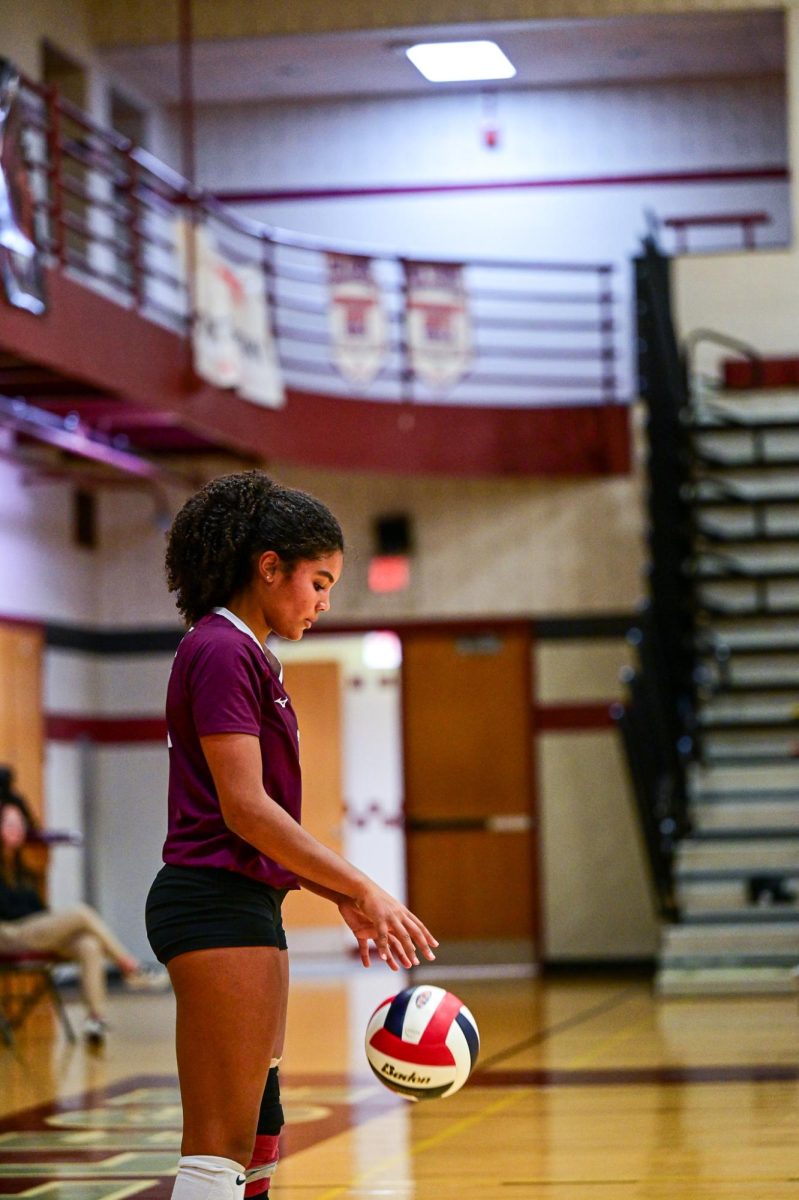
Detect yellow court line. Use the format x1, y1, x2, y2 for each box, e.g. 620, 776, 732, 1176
504, 1175, 799, 1186
566, 1013, 653, 1070
314, 1089, 529, 1200
314, 990, 654, 1197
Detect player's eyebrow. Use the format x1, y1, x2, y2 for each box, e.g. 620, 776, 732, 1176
316, 570, 335, 582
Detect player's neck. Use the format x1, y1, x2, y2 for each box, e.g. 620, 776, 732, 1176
222, 597, 270, 647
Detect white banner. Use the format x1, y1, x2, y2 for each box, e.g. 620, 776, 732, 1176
0, 60, 45, 314
404, 261, 471, 390
327, 252, 387, 387
177, 221, 284, 408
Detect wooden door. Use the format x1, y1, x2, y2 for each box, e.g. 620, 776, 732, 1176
0, 622, 44, 819
281, 660, 344, 931
401, 627, 537, 955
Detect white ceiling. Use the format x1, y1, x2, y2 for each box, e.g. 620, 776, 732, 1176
100, 9, 784, 107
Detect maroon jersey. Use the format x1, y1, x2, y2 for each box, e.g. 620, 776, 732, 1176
163, 610, 301, 888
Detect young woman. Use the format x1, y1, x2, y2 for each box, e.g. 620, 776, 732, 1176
145, 471, 437, 1200
0, 779, 167, 1045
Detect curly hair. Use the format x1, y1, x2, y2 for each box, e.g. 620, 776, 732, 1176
165, 471, 344, 625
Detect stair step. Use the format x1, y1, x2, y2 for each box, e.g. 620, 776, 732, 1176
689, 413, 799, 432
703, 680, 799, 696
695, 568, 799, 584
696, 527, 799, 545
663, 921, 799, 953
693, 550, 799, 577
699, 733, 799, 763
681, 909, 799, 923
656, 965, 798, 995
677, 875, 799, 913
694, 455, 799, 473
697, 625, 799, 652
661, 952, 799, 969
693, 510, 799, 539
703, 752, 799, 767
696, 655, 799, 677
697, 379, 799, 398
696, 584, 799, 613
690, 427, 799, 448
690, 417, 799, 434
693, 493, 799, 509
698, 713, 799, 732
686, 796, 799, 825
689, 761, 799, 793
691, 830, 799, 842
699, 694, 799, 717
692, 788, 799, 803
692, 797, 799, 832
693, 388, 799, 417
698, 642, 799, 657
676, 838, 799, 874
697, 604, 799, 619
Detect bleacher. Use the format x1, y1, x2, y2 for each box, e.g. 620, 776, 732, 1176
620, 237, 799, 994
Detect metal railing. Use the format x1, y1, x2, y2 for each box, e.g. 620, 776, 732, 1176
16, 72, 626, 409
661, 211, 772, 253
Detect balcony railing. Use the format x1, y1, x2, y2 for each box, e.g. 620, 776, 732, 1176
17, 72, 625, 409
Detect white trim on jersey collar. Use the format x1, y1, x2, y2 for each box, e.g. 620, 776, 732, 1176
212, 607, 284, 683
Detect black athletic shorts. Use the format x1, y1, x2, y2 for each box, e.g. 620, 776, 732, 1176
145, 863, 289, 964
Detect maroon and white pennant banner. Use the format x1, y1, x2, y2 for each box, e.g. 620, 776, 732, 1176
327, 252, 388, 387
404, 261, 471, 390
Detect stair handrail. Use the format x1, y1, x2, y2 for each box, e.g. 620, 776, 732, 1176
684, 327, 765, 397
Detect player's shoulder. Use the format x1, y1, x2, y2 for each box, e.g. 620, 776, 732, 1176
178, 613, 262, 667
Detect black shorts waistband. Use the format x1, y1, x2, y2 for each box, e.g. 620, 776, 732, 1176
145, 863, 289, 964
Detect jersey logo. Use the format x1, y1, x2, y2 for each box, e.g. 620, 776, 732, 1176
275, 696, 289, 708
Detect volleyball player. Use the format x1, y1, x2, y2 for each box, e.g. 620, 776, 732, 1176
145, 471, 437, 1200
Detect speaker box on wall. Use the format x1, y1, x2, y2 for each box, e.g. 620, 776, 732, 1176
374, 514, 413, 557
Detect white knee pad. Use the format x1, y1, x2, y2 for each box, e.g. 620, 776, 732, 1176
171, 1155, 246, 1198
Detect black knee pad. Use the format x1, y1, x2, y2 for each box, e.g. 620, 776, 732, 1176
257, 1066, 284, 1135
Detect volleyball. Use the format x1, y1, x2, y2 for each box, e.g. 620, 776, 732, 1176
364, 984, 480, 1101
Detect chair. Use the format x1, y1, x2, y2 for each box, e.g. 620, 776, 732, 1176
0, 950, 76, 1046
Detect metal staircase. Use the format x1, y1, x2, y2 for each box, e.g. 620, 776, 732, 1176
620, 240, 799, 994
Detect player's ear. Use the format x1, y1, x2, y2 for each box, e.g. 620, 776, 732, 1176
257, 550, 280, 584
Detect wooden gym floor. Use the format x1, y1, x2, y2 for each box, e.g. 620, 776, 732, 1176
1, 964, 799, 1198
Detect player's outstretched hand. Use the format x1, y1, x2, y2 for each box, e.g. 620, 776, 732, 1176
338, 887, 438, 970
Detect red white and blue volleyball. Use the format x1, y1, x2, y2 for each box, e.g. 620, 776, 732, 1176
365, 985, 480, 1100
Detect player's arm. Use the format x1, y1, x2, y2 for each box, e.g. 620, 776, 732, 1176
201, 731, 437, 968
295, 875, 415, 967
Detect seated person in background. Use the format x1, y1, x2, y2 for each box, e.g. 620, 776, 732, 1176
0, 774, 168, 1045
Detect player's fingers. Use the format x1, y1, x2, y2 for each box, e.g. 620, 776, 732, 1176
387, 932, 415, 968
376, 920, 392, 964
402, 912, 438, 959
392, 913, 433, 961
387, 917, 421, 965
357, 935, 371, 968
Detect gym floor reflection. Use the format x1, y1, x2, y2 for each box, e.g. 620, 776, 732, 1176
2, 964, 799, 1198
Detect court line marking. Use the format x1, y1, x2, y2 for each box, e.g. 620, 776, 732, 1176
566, 1013, 653, 1069
314, 1090, 529, 1200
312, 990, 702, 1198
502, 1175, 799, 1185
313, 988, 647, 1197
476, 985, 641, 1072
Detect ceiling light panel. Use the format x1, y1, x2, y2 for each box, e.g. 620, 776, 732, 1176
405, 40, 517, 83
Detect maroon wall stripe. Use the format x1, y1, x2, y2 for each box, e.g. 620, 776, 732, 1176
535, 701, 616, 731
46, 704, 617, 742
215, 165, 788, 206
46, 715, 167, 743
